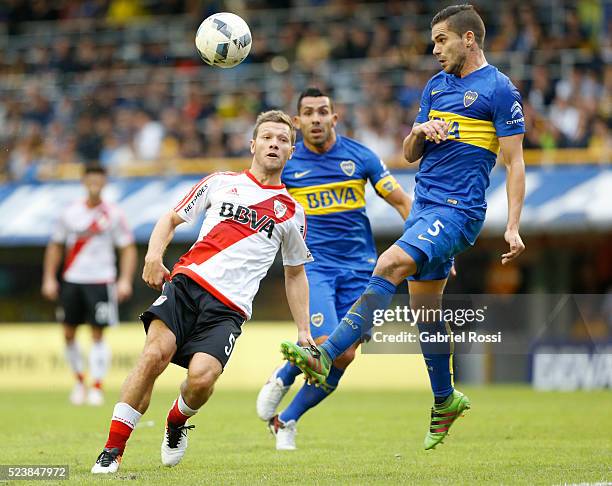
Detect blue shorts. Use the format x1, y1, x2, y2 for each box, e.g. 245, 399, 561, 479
306, 264, 371, 339
395, 200, 484, 281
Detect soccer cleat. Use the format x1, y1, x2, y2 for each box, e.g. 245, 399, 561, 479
280, 342, 331, 386
268, 415, 297, 450
256, 367, 290, 421
91, 448, 122, 474
161, 422, 194, 467
424, 389, 471, 450
69, 382, 87, 406
87, 387, 104, 406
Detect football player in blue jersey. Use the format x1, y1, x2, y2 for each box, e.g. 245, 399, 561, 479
256, 87, 413, 449
281, 4, 526, 450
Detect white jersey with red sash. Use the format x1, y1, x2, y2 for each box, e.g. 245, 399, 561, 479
172, 170, 313, 319
51, 200, 134, 284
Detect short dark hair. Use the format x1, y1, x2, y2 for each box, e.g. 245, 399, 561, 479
297, 87, 334, 113
84, 165, 107, 176
431, 4, 486, 47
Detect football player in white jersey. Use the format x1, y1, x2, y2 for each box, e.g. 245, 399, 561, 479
91, 110, 316, 475
42, 165, 137, 407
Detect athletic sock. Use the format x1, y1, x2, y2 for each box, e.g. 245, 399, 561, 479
321, 276, 396, 361
279, 365, 345, 423
418, 321, 454, 401
65, 341, 84, 378
276, 361, 302, 386
167, 394, 198, 427
90, 340, 111, 385
105, 402, 142, 454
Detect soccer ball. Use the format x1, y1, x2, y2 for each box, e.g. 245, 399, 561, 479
195, 12, 252, 68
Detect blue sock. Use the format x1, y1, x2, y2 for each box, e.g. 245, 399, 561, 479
321, 275, 396, 361
279, 365, 345, 422
276, 361, 302, 386
418, 321, 454, 400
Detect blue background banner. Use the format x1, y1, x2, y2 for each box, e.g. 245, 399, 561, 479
0, 166, 610, 245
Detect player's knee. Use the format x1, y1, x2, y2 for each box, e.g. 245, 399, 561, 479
375, 247, 416, 282
91, 326, 104, 342
333, 347, 356, 369
63, 326, 76, 342
188, 367, 221, 395
140, 344, 172, 376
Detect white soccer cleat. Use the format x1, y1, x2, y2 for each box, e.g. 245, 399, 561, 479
91, 448, 122, 474
69, 382, 86, 406
268, 415, 297, 451
161, 422, 194, 467
256, 368, 290, 421
87, 387, 104, 406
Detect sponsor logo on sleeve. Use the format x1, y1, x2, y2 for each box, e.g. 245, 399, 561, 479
506, 101, 525, 125
184, 184, 208, 214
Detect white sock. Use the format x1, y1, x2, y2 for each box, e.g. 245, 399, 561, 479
177, 394, 198, 417
112, 402, 142, 429
90, 340, 111, 383
64, 341, 84, 375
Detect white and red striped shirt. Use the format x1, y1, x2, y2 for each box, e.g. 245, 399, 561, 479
51, 200, 134, 284
172, 170, 313, 319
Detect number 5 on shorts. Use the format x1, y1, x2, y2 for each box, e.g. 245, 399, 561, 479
427, 219, 445, 237
225, 333, 236, 356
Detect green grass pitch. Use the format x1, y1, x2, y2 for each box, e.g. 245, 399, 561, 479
2, 386, 611, 485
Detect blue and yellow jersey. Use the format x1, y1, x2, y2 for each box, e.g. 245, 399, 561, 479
415, 64, 525, 219
282, 135, 400, 270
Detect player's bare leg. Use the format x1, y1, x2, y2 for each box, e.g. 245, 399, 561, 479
92, 319, 176, 474
161, 352, 222, 467
63, 323, 86, 405
87, 325, 108, 406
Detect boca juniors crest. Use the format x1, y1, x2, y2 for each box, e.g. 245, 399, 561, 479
340, 160, 355, 176
463, 90, 478, 107
310, 313, 324, 327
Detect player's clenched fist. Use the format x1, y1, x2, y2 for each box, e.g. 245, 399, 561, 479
413, 120, 449, 143
142, 256, 170, 291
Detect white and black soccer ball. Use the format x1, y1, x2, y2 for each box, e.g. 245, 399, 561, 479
195, 12, 252, 68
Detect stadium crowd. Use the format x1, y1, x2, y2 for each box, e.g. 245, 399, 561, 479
0, 0, 610, 181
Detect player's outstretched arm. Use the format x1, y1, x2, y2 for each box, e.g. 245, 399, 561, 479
41, 242, 63, 301
284, 264, 316, 348
498, 134, 526, 265
142, 210, 184, 290
403, 121, 449, 163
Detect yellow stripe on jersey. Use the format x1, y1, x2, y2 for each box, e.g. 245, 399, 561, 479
374, 175, 400, 198
289, 179, 366, 215
428, 109, 499, 154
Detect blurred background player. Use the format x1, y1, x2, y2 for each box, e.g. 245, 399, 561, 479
256, 88, 412, 450
281, 4, 526, 450
41, 165, 136, 406
91, 111, 316, 474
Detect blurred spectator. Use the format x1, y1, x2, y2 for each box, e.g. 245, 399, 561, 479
295, 24, 331, 70
132, 109, 163, 160
76, 114, 103, 162
0, 0, 608, 181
